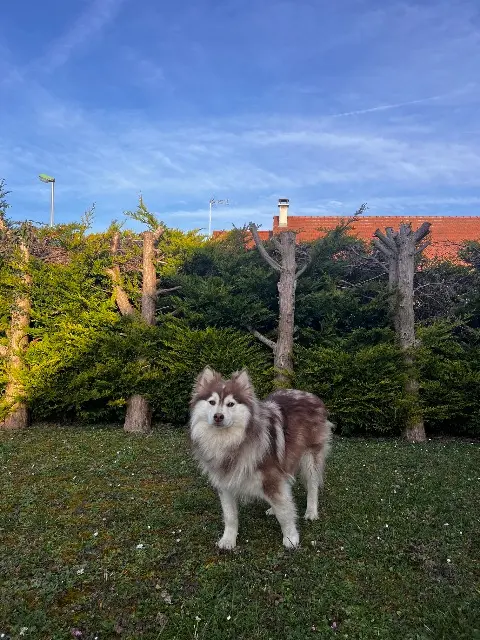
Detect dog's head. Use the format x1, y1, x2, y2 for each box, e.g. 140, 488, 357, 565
190, 366, 255, 429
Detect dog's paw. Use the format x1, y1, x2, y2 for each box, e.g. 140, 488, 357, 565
217, 536, 237, 550
282, 532, 299, 549
304, 510, 319, 521
265, 507, 275, 516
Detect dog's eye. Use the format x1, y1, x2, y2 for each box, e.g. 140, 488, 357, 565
208, 400, 216, 405
226, 401, 235, 407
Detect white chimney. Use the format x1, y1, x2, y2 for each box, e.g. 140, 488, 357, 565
278, 198, 289, 227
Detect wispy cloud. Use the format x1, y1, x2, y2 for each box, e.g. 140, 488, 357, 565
4, 85, 480, 230
38, 0, 126, 72
1, 0, 480, 230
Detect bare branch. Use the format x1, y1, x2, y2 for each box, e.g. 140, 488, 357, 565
399, 222, 410, 239
153, 226, 164, 243
415, 240, 431, 256
413, 222, 431, 244
247, 326, 277, 352
338, 272, 385, 289
249, 223, 281, 272
372, 237, 395, 259
374, 229, 397, 254
347, 244, 390, 275
272, 236, 282, 252
296, 259, 311, 278
156, 286, 181, 296
105, 266, 135, 316
110, 232, 121, 255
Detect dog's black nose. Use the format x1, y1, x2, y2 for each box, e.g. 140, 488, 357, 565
214, 413, 224, 423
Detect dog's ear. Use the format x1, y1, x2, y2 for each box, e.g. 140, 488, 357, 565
193, 366, 219, 395
231, 369, 254, 398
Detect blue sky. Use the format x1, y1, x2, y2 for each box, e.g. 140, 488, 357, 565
1, 0, 480, 233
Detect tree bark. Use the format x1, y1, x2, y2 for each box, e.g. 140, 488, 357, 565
124, 394, 152, 434
249, 225, 309, 388
105, 266, 135, 317
140, 231, 157, 327
107, 227, 163, 434
374, 222, 431, 442
0, 240, 31, 430
274, 231, 297, 386
124, 230, 161, 433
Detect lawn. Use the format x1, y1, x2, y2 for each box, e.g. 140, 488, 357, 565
0, 426, 479, 640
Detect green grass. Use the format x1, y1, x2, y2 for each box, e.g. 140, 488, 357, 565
1, 427, 479, 640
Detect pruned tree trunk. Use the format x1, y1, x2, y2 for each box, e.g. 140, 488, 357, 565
249, 225, 309, 387
107, 227, 163, 434
275, 231, 297, 385
124, 230, 158, 433
374, 222, 431, 443
0, 240, 31, 430
139, 230, 157, 327
124, 394, 152, 434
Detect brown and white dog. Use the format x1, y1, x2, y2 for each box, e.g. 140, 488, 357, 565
189, 367, 332, 550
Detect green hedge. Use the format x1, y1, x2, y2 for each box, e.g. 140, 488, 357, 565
417, 323, 480, 436
294, 342, 409, 436
24, 318, 273, 425
14, 317, 480, 437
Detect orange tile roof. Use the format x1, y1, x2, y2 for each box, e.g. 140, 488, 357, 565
213, 216, 480, 259
270, 215, 480, 260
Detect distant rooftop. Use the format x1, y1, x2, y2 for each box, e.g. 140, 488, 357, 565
213, 200, 480, 260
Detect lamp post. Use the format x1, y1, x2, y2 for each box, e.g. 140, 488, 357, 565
208, 198, 229, 238
39, 174, 55, 227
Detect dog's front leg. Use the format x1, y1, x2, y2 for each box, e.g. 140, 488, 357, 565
268, 484, 299, 549
217, 490, 238, 550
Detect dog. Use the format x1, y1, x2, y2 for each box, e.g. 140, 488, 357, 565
189, 366, 332, 550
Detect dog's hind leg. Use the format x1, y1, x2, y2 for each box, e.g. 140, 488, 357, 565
217, 490, 238, 550
300, 446, 327, 521
266, 482, 299, 549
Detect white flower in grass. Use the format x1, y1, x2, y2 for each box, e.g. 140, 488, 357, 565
195, 616, 201, 622
136, 543, 144, 549
20, 629, 29, 636
77, 567, 85, 575
226, 615, 231, 621
93, 531, 98, 537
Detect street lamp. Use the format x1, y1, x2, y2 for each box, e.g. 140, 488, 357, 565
39, 174, 55, 227
208, 198, 229, 238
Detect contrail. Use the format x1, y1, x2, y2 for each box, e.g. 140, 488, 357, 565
329, 94, 445, 118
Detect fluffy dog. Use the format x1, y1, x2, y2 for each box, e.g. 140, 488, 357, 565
189, 367, 332, 549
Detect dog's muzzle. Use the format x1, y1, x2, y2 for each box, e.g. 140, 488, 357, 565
214, 413, 224, 425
